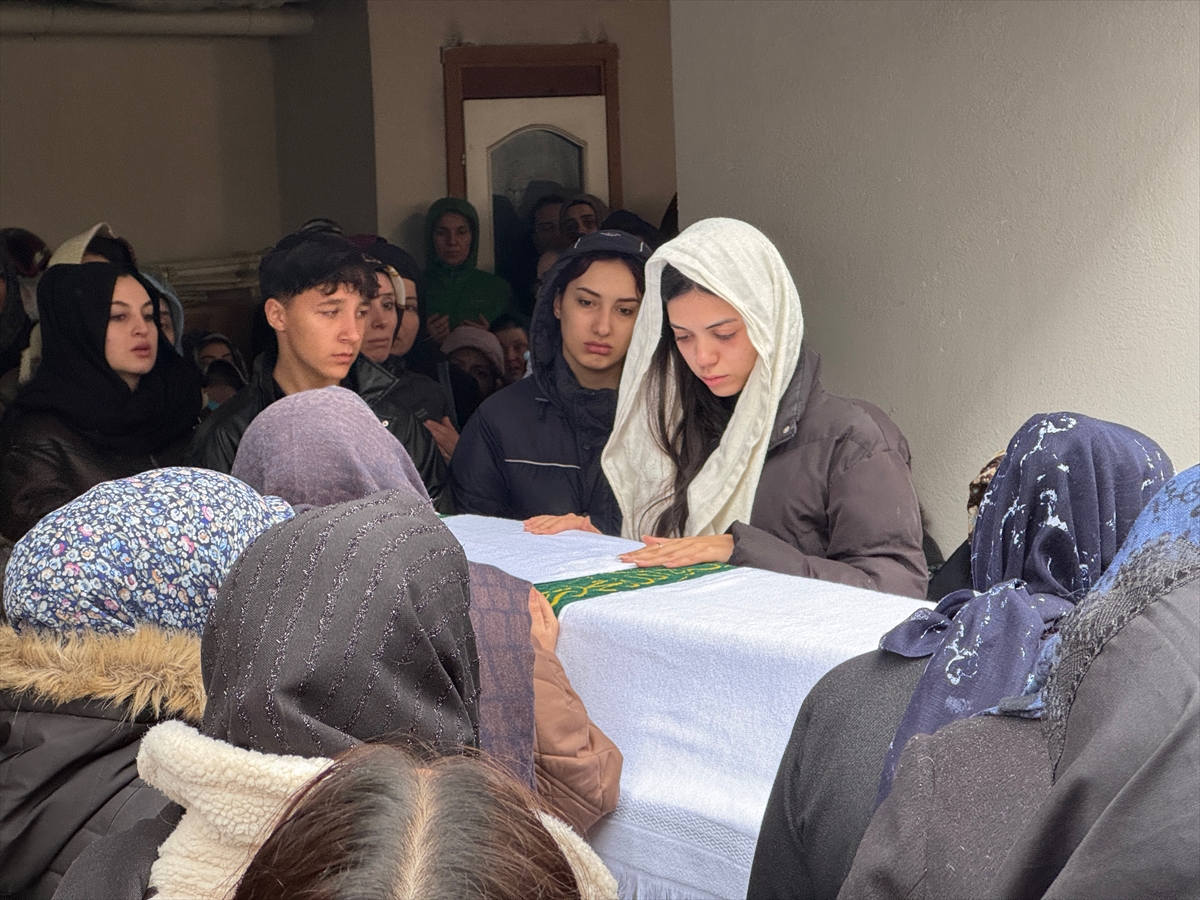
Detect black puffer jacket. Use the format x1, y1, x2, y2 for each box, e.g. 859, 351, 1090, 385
187, 352, 450, 510
0, 623, 203, 900
449, 231, 652, 535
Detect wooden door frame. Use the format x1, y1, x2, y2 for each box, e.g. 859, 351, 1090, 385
442, 43, 622, 208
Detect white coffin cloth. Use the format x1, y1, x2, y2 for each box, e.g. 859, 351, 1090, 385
444, 514, 641, 583
444, 516, 931, 899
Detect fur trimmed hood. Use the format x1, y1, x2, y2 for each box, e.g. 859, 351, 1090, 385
0, 623, 204, 723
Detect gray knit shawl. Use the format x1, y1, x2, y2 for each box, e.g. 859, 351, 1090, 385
200, 490, 479, 757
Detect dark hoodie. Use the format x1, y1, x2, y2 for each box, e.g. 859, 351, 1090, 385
449, 231, 652, 535
421, 197, 517, 329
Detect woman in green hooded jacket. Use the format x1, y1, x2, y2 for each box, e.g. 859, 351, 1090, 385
422, 198, 518, 343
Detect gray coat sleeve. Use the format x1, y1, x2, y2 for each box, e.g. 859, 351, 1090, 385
840, 717, 1050, 900
729, 445, 928, 599
836, 734, 934, 900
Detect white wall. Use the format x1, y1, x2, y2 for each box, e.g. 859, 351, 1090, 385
273, 0, 378, 236
0, 34, 281, 263
671, 0, 1200, 552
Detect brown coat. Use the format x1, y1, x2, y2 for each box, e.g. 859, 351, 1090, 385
729, 346, 928, 599
528, 589, 623, 833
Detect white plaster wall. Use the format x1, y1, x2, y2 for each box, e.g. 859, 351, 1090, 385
670, 0, 1200, 553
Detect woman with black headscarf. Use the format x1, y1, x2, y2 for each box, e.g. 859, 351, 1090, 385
349, 235, 456, 426
0, 262, 202, 542
351, 233, 485, 454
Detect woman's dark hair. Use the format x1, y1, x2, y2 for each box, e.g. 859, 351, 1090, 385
644, 263, 737, 537
549, 250, 646, 302
600, 211, 667, 250
0, 227, 50, 278
84, 234, 138, 270
233, 743, 581, 900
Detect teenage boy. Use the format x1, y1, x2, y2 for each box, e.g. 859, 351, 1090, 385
188, 230, 449, 507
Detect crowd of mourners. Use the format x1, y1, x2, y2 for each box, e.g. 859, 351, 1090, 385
0, 191, 1195, 900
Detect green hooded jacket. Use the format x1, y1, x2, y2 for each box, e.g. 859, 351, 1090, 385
421, 197, 516, 329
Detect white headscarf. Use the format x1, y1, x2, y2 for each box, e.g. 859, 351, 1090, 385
601, 218, 804, 539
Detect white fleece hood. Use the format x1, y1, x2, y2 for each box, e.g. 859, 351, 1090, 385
137, 721, 617, 900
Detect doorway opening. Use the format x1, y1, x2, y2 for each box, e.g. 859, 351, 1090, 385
443, 43, 621, 312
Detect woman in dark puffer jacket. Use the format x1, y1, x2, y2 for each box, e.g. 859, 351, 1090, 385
450, 230, 652, 535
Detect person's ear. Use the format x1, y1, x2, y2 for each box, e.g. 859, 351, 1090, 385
553, 292, 563, 320
264, 297, 287, 332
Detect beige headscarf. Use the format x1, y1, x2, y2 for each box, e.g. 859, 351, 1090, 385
601, 218, 804, 539
48, 222, 118, 267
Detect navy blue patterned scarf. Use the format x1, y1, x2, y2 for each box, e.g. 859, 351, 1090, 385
876, 412, 1172, 803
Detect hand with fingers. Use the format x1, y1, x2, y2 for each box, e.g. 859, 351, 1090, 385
523, 513, 602, 535
618, 534, 735, 568
424, 416, 459, 462
426, 313, 451, 345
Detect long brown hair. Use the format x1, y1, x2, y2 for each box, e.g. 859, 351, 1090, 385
233, 743, 580, 900
643, 264, 738, 537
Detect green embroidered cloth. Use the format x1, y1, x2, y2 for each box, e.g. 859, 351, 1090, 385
537, 563, 734, 616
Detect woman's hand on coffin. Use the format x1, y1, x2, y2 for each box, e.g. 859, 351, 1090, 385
523, 513, 602, 535
619, 534, 734, 568
528, 588, 560, 651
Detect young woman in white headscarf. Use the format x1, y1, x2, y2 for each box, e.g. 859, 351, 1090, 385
532, 218, 927, 599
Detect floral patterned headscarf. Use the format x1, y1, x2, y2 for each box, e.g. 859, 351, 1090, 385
3, 467, 293, 635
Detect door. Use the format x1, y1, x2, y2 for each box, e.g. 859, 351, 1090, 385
463, 95, 609, 275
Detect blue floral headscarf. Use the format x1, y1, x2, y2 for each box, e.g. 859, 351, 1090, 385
876, 413, 1172, 803
3, 467, 293, 635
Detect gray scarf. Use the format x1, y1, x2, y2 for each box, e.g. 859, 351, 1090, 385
201, 490, 479, 757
